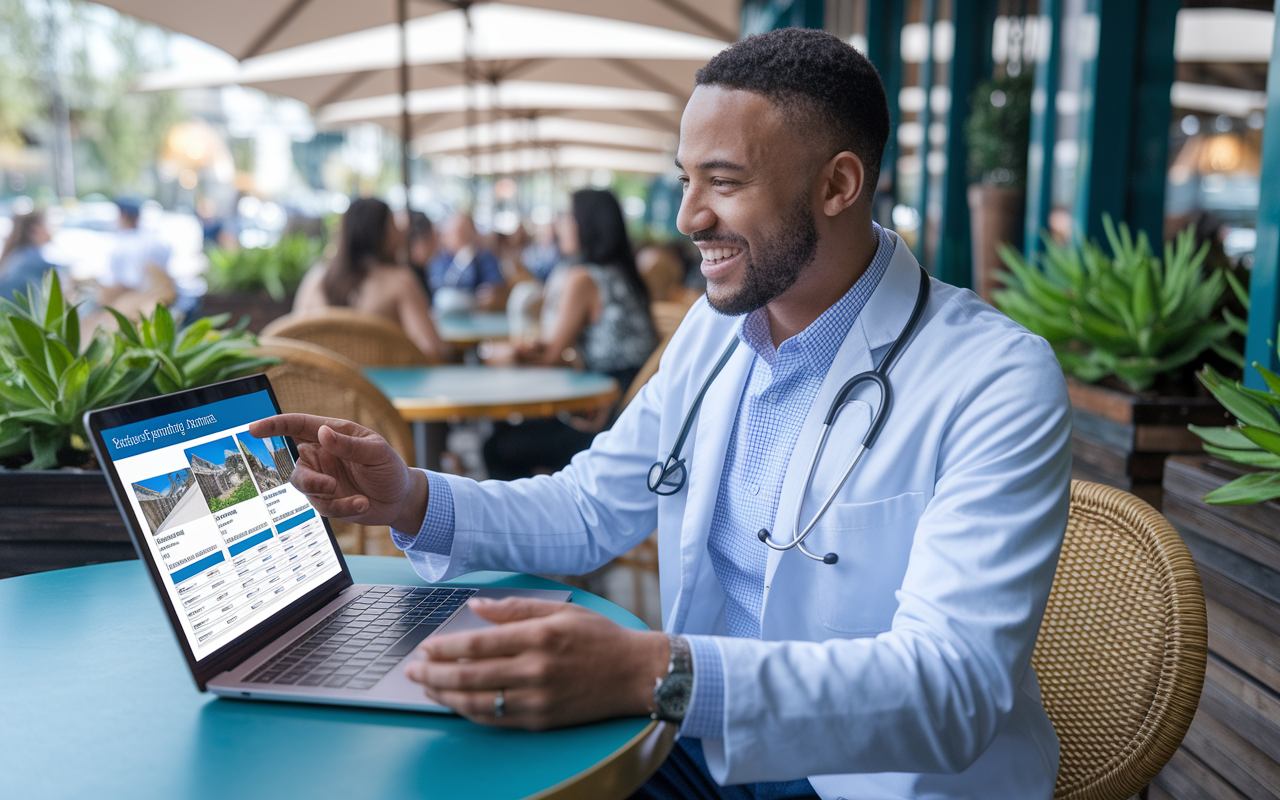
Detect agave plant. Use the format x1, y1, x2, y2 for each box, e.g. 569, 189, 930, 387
994, 216, 1230, 392
1190, 360, 1280, 504
108, 305, 276, 396
0, 273, 156, 469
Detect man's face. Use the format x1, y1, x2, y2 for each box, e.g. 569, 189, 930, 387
676, 86, 820, 316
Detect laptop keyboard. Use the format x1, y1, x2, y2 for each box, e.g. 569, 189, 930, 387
246, 586, 477, 690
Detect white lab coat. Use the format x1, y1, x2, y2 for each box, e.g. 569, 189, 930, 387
406, 232, 1071, 800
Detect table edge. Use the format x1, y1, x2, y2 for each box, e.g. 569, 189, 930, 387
526, 719, 677, 800
391, 389, 620, 421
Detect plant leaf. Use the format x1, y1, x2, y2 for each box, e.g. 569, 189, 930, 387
1205, 471, 1280, 505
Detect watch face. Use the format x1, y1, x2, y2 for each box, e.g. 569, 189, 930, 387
657, 673, 693, 718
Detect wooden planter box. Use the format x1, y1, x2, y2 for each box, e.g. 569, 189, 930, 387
1153, 456, 1280, 799
198, 291, 293, 334
0, 470, 135, 579
1068, 380, 1228, 510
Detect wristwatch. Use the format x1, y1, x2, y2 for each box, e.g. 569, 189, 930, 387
651, 633, 693, 722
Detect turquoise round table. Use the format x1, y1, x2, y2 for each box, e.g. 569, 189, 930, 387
0, 557, 674, 800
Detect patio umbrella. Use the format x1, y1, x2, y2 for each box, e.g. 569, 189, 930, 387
140, 5, 723, 133
412, 117, 677, 157
98, 0, 738, 60
432, 145, 675, 177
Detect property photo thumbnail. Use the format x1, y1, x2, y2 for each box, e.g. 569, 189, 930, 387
234, 432, 289, 492
130, 469, 199, 535
184, 437, 260, 514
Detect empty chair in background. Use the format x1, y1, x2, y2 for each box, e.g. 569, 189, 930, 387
294, 197, 449, 362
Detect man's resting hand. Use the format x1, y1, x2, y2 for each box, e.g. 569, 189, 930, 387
249, 414, 428, 532
407, 597, 670, 730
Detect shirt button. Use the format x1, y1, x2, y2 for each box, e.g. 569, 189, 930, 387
768, 392, 779, 403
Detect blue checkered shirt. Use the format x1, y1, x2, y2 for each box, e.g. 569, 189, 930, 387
392, 224, 894, 751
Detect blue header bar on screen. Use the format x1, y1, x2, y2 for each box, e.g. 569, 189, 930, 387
102, 391, 277, 460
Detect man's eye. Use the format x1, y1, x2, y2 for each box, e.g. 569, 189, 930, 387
711, 179, 733, 188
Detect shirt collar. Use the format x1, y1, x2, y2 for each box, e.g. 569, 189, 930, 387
737, 222, 895, 372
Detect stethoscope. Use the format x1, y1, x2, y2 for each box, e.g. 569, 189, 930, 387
647, 266, 931, 565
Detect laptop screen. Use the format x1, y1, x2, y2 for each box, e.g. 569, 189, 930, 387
98, 388, 342, 661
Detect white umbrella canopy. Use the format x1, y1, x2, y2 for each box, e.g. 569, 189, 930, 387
314, 81, 683, 133
432, 144, 676, 176
140, 5, 723, 112
412, 117, 677, 156
101, 0, 737, 61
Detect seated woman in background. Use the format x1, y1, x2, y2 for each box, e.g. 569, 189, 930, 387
0, 210, 58, 300
483, 189, 658, 480
294, 197, 449, 361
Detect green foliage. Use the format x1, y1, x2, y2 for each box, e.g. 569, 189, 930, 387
994, 216, 1230, 392
206, 234, 324, 302
108, 305, 275, 396
0, 272, 156, 470
0, 269, 276, 470
205, 478, 259, 513
1214, 268, 1250, 370
965, 72, 1033, 188
1191, 359, 1280, 504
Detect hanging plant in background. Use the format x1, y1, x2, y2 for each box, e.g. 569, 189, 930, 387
965, 72, 1033, 189
994, 216, 1231, 393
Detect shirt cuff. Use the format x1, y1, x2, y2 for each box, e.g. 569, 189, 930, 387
390, 470, 455, 556
679, 635, 725, 739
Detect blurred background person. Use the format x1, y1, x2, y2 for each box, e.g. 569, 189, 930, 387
483, 188, 657, 480
427, 213, 505, 313
294, 197, 449, 361
98, 197, 177, 319
522, 220, 561, 282
0, 210, 58, 300
406, 210, 438, 296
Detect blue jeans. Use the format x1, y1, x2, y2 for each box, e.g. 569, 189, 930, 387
630, 738, 818, 800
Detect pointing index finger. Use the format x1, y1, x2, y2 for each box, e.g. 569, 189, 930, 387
250, 413, 352, 443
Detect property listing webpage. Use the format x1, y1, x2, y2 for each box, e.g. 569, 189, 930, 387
102, 391, 340, 661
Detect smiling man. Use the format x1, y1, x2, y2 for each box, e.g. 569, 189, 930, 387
251, 28, 1072, 800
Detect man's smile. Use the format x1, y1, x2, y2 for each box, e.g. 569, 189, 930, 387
697, 244, 746, 279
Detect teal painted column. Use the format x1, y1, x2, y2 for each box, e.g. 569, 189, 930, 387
1070, 0, 1177, 246
1024, 0, 1060, 255
867, 0, 906, 205
1243, 0, 1280, 389
911, 0, 937, 265
741, 0, 824, 35
1070, 0, 1138, 241
934, 0, 997, 289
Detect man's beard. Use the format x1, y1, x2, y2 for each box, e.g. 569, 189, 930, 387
700, 193, 819, 317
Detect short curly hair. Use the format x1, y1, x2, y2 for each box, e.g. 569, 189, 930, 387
695, 27, 890, 195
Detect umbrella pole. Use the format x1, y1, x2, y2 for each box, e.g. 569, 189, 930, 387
398, 0, 412, 265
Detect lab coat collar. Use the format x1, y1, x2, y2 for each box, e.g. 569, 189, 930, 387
761, 233, 926, 599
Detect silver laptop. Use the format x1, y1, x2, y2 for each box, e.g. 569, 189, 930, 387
85, 374, 569, 711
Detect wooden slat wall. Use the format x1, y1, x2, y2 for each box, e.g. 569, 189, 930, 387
1157, 457, 1280, 799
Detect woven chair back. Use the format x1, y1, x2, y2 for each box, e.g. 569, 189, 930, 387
1032, 480, 1207, 800
618, 333, 672, 414
650, 301, 692, 340
252, 336, 415, 556
261, 308, 438, 366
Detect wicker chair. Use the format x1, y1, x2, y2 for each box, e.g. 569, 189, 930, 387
252, 336, 415, 557
1033, 480, 1207, 800
261, 308, 438, 366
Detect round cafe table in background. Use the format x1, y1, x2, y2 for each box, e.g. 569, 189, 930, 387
0, 557, 675, 800
365, 366, 619, 469
434, 312, 510, 347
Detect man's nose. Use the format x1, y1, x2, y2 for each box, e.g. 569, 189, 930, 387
676, 186, 715, 237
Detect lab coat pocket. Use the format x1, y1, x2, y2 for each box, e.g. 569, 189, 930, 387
808, 492, 927, 634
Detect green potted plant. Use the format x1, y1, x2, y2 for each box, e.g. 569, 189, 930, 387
1157, 335, 1280, 800
0, 271, 273, 578
965, 71, 1031, 301
201, 233, 324, 332
994, 217, 1232, 507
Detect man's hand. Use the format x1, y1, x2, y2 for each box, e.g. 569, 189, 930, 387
248, 414, 428, 532
406, 597, 671, 730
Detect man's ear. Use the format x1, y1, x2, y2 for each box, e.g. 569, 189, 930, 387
821, 151, 866, 217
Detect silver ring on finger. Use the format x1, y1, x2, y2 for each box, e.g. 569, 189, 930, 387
494, 688, 506, 718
